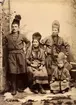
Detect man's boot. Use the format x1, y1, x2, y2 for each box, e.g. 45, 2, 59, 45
11, 81, 17, 95
30, 84, 39, 94
39, 84, 46, 94
17, 75, 24, 93
11, 74, 17, 95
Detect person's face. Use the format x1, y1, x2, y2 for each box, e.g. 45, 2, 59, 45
12, 24, 19, 33
58, 61, 64, 68
52, 27, 59, 36
32, 39, 39, 48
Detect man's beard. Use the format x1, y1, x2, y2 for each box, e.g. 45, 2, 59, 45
52, 33, 58, 37
58, 65, 64, 69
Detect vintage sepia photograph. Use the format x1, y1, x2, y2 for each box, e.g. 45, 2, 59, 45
0, 0, 76, 105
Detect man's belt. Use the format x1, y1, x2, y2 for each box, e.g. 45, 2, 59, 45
9, 49, 24, 53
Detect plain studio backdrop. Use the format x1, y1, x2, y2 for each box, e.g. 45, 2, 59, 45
3, 0, 76, 58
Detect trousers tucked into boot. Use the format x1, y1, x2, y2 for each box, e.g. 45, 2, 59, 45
11, 74, 17, 95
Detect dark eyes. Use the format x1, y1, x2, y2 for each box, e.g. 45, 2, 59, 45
14, 26, 17, 27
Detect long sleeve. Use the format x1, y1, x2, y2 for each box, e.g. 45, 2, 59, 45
26, 47, 32, 65
41, 49, 46, 66
65, 69, 71, 81
41, 36, 53, 55
2, 36, 8, 47
40, 37, 48, 53
22, 34, 30, 50
64, 41, 75, 62
41, 37, 48, 45
62, 39, 74, 62
62, 39, 70, 56
51, 68, 58, 81
63, 40, 70, 47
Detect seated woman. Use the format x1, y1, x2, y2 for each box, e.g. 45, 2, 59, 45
26, 32, 48, 94
50, 59, 71, 94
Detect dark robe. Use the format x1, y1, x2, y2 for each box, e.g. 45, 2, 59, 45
3, 32, 30, 74
50, 66, 71, 92
26, 46, 48, 85
41, 35, 74, 76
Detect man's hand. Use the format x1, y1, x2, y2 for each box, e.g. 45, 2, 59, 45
39, 65, 43, 70
50, 81, 54, 84
31, 64, 37, 67
31, 63, 41, 68
63, 80, 67, 83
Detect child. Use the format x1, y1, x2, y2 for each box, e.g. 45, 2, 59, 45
57, 52, 72, 71
50, 60, 71, 94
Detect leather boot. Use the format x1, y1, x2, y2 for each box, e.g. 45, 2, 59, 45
30, 84, 38, 94
11, 81, 17, 95
39, 84, 46, 94
17, 75, 24, 93
11, 74, 17, 95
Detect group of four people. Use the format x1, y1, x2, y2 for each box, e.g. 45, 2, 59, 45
3, 15, 73, 95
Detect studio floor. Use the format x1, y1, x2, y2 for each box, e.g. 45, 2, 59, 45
0, 87, 76, 105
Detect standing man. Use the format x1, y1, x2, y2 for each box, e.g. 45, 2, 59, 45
3, 15, 30, 95
41, 20, 73, 84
